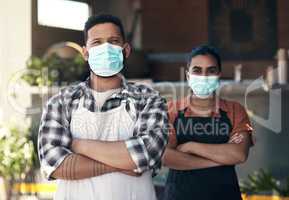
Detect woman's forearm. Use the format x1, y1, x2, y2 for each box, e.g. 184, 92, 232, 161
177, 132, 251, 165
162, 148, 221, 170
180, 142, 248, 165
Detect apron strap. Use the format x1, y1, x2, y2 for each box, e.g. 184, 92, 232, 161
125, 99, 137, 122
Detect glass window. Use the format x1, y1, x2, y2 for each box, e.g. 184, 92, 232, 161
38, 0, 90, 31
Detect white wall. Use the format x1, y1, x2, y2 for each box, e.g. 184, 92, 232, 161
0, 0, 32, 123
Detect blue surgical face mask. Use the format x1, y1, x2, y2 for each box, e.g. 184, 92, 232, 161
88, 42, 124, 77
187, 74, 220, 99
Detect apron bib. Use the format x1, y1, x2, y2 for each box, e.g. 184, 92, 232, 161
163, 109, 242, 200
54, 97, 156, 200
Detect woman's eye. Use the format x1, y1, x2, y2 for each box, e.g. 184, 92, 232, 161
208, 68, 218, 74
192, 69, 201, 73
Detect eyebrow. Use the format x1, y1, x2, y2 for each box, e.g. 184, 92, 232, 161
190, 65, 218, 68
88, 38, 101, 42
189, 66, 219, 73
109, 36, 122, 39
207, 66, 218, 69
89, 36, 122, 42
190, 66, 202, 69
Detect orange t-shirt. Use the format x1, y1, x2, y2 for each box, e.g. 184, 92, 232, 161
167, 96, 254, 147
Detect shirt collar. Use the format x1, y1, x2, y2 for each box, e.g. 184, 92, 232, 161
179, 95, 229, 118
72, 74, 131, 111
76, 74, 129, 97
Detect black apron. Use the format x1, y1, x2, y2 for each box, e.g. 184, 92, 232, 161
162, 108, 242, 200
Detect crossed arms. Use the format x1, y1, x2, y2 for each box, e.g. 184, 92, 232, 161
51, 142, 138, 180
38, 94, 169, 180
162, 132, 252, 170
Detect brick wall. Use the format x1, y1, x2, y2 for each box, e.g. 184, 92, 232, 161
141, 0, 209, 52
277, 0, 289, 48
142, 0, 289, 80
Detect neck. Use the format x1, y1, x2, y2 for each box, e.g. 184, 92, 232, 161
190, 94, 215, 108
89, 73, 122, 92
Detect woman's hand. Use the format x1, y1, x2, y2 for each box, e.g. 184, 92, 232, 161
177, 132, 244, 154
177, 142, 194, 154
229, 133, 244, 144
176, 132, 251, 165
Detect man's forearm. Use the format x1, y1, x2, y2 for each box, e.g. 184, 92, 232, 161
162, 148, 221, 170
72, 140, 137, 170
51, 153, 119, 180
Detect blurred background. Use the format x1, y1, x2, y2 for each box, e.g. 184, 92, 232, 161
0, 0, 289, 199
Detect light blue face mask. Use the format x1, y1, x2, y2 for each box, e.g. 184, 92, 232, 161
88, 43, 124, 77
188, 74, 220, 98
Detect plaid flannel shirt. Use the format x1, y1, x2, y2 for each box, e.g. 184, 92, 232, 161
38, 76, 169, 180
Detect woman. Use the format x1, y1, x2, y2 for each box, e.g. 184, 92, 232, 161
162, 45, 254, 200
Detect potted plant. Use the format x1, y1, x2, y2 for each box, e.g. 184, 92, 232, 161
0, 122, 35, 200
22, 53, 88, 87
20, 54, 89, 130
240, 169, 289, 200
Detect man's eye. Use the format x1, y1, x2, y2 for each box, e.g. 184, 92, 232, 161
91, 41, 101, 45
110, 40, 120, 44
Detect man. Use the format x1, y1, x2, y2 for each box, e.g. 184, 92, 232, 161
38, 14, 169, 200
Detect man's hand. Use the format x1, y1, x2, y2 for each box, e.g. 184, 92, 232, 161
70, 138, 137, 171
70, 139, 142, 178
121, 170, 142, 177
71, 138, 82, 153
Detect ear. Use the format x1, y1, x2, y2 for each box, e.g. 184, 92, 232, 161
123, 43, 132, 59
82, 46, 89, 61
185, 70, 190, 81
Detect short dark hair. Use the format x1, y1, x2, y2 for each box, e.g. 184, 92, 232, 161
83, 14, 126, 43
187, 44, 222, 71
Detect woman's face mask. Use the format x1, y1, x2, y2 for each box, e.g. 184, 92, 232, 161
187, 73, 220, 99
88, 42, 124, 77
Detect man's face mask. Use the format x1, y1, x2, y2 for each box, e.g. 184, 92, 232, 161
88, 42, 124, 77
187, 74, 220, 99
